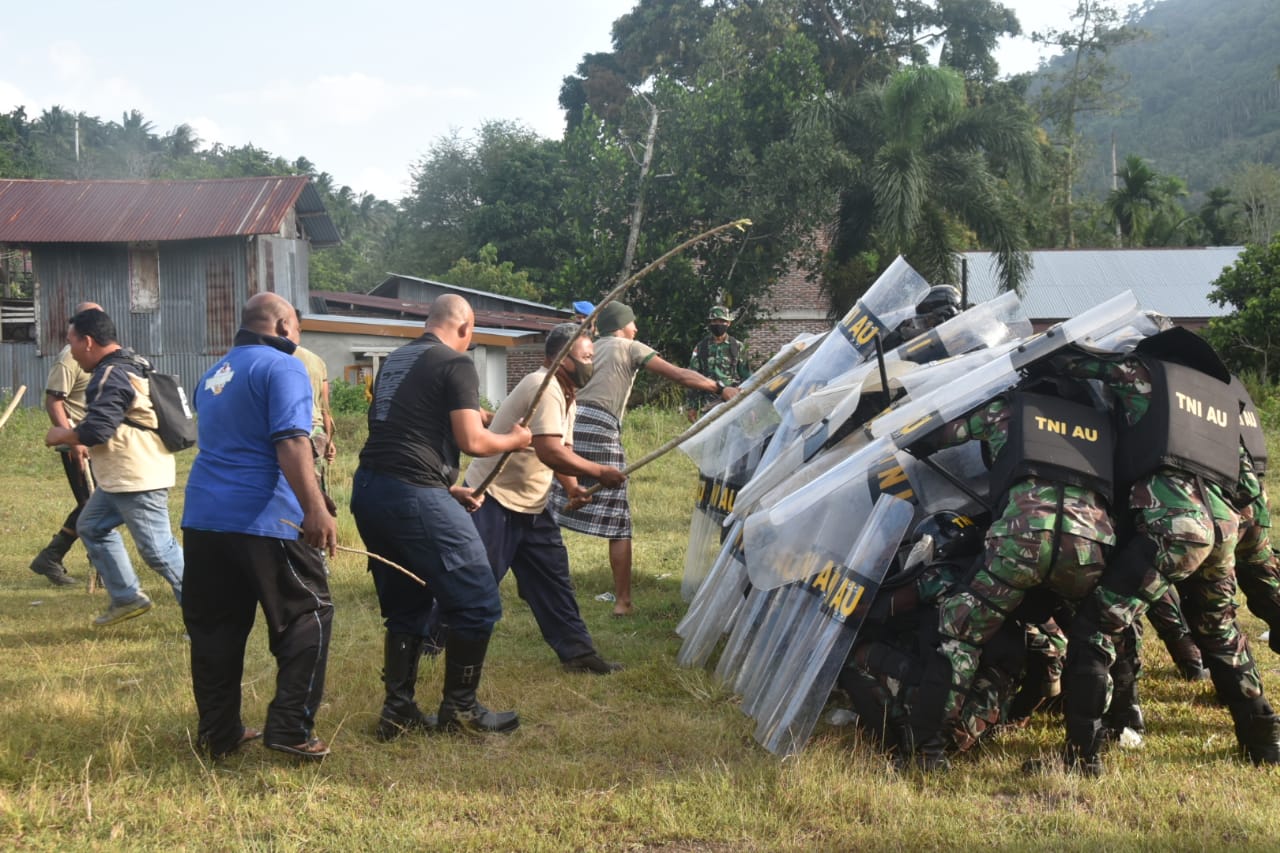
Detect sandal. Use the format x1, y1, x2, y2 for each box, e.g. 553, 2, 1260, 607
265, 736, 330, 760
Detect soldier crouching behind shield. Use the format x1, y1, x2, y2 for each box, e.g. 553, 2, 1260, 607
1055, 327, 1278, 775
898, 371, 1117, 771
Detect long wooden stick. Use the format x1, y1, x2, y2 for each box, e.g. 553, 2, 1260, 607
280, 519, 426, 587
580, 336, 812, 496
469, 218, 752, 498
0, 384, 26, 431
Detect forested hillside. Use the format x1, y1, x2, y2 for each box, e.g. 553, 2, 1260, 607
1069, 0, 1280, 194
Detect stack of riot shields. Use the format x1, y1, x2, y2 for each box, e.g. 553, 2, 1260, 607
676, 284, 1160, 757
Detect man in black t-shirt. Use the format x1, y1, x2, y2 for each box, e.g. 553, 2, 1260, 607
350, 294, 531, 740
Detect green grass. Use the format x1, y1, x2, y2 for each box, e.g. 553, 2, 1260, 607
3, 405, 1280, 850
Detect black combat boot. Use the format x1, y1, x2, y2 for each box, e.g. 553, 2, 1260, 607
1062, 716, 1106, 776
30, 531, 78, 586
376, 632, 437, 741
1229, 697, 1280, 766
437, 632, 519, 734
1164, 634, 1207, 681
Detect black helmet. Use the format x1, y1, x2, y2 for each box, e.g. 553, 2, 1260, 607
911, 510, 983, 559
916, 285, 962, 317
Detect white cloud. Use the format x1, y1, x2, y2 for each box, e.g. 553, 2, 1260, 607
0, 81, 27, 113
47, 41, 90, 80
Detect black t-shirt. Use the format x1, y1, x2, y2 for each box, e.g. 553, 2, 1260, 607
358, 333, 481, 488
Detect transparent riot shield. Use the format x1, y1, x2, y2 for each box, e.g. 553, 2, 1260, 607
752, 496, 914, 756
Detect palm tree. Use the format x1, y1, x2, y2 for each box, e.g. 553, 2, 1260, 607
1106, 155, 1161, 246
804, 65, 1038, 309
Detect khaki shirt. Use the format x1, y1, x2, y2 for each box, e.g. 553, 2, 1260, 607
45, 345, 91, 424
465, 368, 574, 514
574, 336, 656, 421
293, 345, 328, 433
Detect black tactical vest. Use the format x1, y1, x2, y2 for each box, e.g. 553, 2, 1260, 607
1115, 359, 1239, 489
988, 392, 1114, 503
1233, 376, 1267, 475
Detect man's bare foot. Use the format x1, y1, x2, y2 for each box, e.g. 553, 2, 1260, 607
612, 602, 634, 617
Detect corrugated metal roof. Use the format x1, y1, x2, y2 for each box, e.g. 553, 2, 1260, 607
314, 291, 566, 332
961, 247, 1243, 320
0, 177, 340, 246
374, 272, 567, 314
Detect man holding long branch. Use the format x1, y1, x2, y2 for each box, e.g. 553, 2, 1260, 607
350, 294, 532, 739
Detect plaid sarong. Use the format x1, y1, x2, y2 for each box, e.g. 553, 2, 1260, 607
549, 402, 631, 539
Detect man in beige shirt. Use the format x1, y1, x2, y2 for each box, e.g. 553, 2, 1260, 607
292, 310, 337, 494
31, 300, 103, 586
464, 324, 627, 674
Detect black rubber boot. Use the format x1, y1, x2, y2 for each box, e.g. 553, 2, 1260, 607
437, 632, 519, 734
30, 531, 78, 586
1063, 717, 1106, 777
1229, 697, 1280, 766
376, 632, 437, 741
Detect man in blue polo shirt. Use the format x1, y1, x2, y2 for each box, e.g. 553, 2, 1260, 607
181, 292, 337, 762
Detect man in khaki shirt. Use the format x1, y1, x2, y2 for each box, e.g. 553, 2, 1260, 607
292, 310, 337, 494
31, 300, 102, 586
464, 324, 627, 674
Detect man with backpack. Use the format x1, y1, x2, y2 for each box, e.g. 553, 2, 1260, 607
43, 308, 184, 627
685, 305, 750, 421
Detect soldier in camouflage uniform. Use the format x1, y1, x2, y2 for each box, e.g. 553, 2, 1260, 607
1057, 329, 1278, 774
685, 306, 751, 421
903, 377, 1116, 769
1230, 378, 1280, 652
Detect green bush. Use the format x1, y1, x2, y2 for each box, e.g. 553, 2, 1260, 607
330, 378, 370, 414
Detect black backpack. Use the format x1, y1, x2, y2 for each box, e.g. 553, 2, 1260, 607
124, 357, 197, 452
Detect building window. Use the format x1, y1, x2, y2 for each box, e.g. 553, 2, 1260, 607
0, 298, 35, 342
129, 243, 160, 313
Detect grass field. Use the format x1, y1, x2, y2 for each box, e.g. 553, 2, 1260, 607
3, 404, 1280, 851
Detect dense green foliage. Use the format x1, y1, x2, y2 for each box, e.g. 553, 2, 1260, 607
1205, 234, 1280, 379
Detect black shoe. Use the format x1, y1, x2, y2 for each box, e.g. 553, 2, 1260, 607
30, 550, 77, 586
437, 631, 519, 735
1176, 660, 1208, 681
561, 652, 623, 675
438, 702, 520, 735
376, 709, 437, 741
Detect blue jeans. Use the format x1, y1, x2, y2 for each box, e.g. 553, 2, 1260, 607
77, 488, 184, 605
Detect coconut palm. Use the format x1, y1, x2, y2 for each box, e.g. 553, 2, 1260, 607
804, 64, 1038, 311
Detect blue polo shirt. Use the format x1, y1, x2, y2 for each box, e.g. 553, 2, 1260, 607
182, 333, 313, 538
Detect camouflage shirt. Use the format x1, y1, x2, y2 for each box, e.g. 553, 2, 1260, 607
936, 396, 1116, 544
686, 335, 751, 411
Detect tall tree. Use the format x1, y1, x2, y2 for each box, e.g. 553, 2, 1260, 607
1031, 0, 1142, 246
809, 64, 1038, 309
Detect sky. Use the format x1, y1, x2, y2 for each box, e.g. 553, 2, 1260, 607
0, 0, 1087, 202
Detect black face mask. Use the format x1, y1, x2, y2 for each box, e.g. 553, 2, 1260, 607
709, 323, 730, 338
563, 354, 594, 389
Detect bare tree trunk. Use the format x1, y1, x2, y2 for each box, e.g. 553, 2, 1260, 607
618, 98, 660, 286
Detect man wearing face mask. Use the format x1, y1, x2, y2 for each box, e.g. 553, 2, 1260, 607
463, 324, 627, 674
685, 305, 751, 422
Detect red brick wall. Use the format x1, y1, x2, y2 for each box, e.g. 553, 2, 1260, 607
748, 257, 833, 361
505, 341, 545, 394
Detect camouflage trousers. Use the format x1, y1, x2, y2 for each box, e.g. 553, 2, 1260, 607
1235, 500, 1280, 633
845, 618, 1024, 755
936, 527, 1106, 743
1074, 472, 1261, 709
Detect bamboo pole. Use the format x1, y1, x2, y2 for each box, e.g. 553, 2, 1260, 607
469, 217, 752, 499
579, 336, 811, 497
280, 519, 425, 587
0, 384, 26, 431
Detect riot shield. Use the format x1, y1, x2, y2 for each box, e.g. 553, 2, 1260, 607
769, 256, 930, 418
751, 496, 914, 756
678, 335, 819, 599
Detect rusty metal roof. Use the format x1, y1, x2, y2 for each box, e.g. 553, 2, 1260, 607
0, 177, 340, 246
